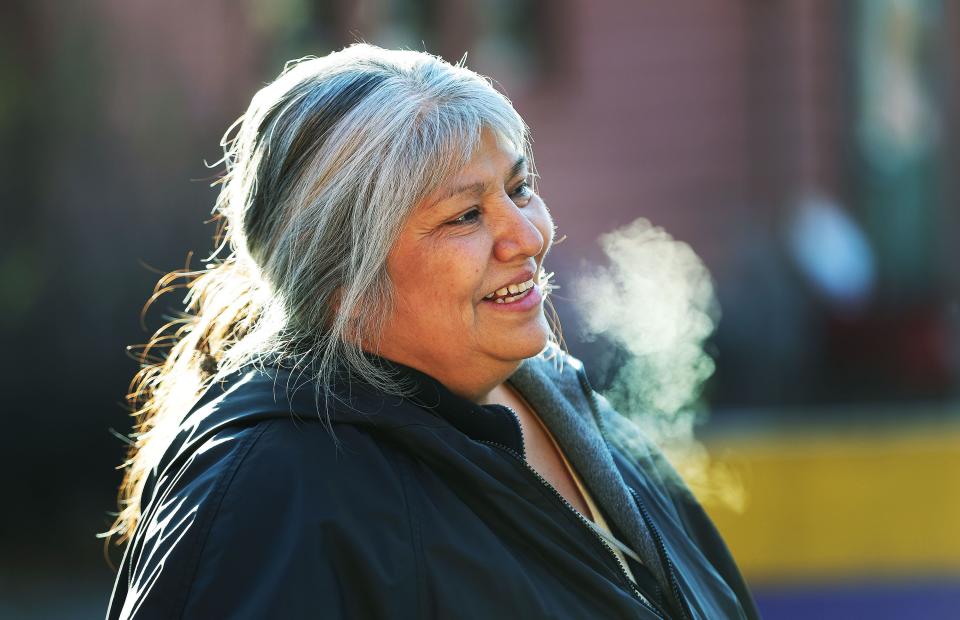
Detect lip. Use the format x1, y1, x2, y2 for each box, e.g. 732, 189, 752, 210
484, 268, 537, 299
480, 282, 543, 312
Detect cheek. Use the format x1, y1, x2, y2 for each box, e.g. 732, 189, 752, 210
386, 244, 434, 313
442, 237, 488, 297
397, 237, 488, 307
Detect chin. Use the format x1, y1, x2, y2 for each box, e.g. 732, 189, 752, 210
490, 325, 551, 363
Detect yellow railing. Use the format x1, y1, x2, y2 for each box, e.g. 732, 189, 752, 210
701, 418, 960, 582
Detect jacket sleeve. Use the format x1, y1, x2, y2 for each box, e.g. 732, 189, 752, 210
109, 420, 420, 620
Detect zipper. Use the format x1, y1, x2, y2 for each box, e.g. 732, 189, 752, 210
575, 364, 691, 619
481, 405, 667, 619
629, 486, 693, 620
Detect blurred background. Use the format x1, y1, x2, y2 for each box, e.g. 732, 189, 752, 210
1, 1, 958, 618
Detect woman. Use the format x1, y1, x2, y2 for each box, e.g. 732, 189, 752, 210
106, 45, 758, 619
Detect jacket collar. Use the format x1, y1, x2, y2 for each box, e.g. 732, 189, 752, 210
184, 354, 526, 455
507, 353, 670, 592
369, 356, 526, 454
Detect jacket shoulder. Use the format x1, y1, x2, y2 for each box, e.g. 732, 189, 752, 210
185, 419, 417, 617
112, 412, 417, 619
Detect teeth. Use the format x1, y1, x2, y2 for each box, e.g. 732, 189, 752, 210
501, 289, 531, 304
486, 278, 537, 301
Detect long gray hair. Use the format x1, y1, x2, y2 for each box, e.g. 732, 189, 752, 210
109, 44, 537, 544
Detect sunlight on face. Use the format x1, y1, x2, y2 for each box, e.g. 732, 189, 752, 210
376, 128, 554, 398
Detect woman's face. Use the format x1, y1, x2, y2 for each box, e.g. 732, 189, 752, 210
376, 128, 554, 399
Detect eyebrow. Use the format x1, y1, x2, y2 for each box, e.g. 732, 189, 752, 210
431, 155, 528, 208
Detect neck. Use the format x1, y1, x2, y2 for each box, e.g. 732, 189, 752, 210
431, 359, 524, 403
372, 347, 522, 403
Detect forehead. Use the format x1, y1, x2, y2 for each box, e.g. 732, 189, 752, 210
421, 131, 527, 208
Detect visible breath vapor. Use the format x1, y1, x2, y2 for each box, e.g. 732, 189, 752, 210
573, 218, 743, 509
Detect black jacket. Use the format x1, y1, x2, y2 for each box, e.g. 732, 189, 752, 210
107, 352, 759, 619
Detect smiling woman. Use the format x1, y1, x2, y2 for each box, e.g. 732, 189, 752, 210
105, 44, 758, 619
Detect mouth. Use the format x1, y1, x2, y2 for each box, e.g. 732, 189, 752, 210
483, 275, 538, 305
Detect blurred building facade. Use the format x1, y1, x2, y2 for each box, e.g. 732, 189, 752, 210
1, 1, 958, 618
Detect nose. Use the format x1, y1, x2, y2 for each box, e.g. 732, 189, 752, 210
492, 199, 546, 263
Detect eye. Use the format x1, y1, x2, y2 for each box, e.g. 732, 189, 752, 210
510, 180, 533, 201
448, 208, 481, 226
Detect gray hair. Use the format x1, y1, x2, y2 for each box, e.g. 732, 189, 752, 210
108, 44, 536, 543
219, 44, 532, 393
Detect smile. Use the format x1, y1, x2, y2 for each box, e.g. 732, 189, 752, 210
483, 277, 536, 304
